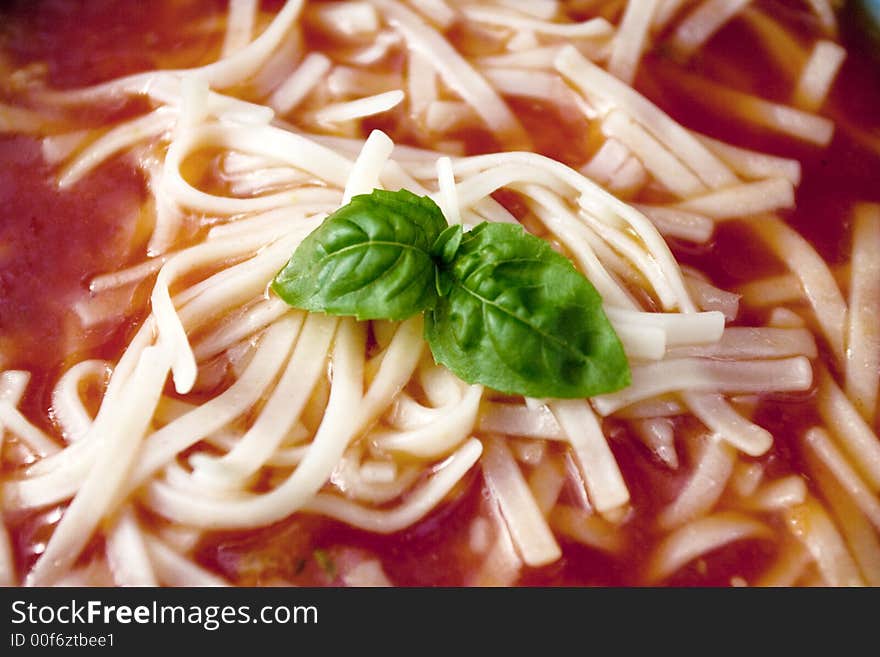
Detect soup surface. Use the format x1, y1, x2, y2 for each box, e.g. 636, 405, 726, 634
1, 0, 879, 587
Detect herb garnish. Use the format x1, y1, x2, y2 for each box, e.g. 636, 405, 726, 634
272, 189, 630, 398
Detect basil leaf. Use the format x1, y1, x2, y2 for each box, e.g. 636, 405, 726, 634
424, 222, 630, 398
272, 189, 447, 320
431, 223, 463, 265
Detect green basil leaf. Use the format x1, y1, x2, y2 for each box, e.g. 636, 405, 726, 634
431, 223, 463, 265
272, 189, 447, 321
424, 222, 630, 398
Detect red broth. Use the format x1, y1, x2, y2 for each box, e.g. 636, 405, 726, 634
1, 0, 878, 586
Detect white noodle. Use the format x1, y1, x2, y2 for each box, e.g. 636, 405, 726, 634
435, 156, 461, 225
670, 71, 835, 146
549, 505, 624, 553
654, 0, 692, 30
745, 476, 807, 512
602, 110, 707, 198
269, 53, 332, 114
372, 384, 482, 458
304, 438, 483, 532
313, 1, 380, 37
674, 179, 795, 220
648, 512, 772, 583
694, 133, 802, 185
753, 217, 847, 365
0, 407, 53, 459
845, 205, 880, 424
582, 138, 631, 185
51, 360, 109, 443
59, 109, 176, 188
477, 402, 564, 440
555, 46, 737, 190
343, 129, 395, 202
461, 5, 612, 38
144, 535, 228, 587
607, 0, 659, 84
222, 0, 258, 57
803, 427, 880, 531
804, 0, 837, 35
377, 0, 529, 148
793, 40, 846, 112
407, 49, 438, 115
808, 454, 880, 586
312, 90, 405, 124
683, 271, 740, 320
0, 519, 14, 586
633, 417, 678, 469
548, 400, 629, 514
816, 366, 880, 491
671, 0, 752, 57
636, 205, 714, 243
106, 507, 158, 587
668, 327, 817, 360
408, 0, 456, 28
478, 46, 564, 70
593, 356, 813, 415
755, 540, 813, 587
785, 497, 863, 587
658, 436, 735, 529
527, 456, 566, 514
27, 344, 171, 586
604, 308, 725, 346
482, 436, 561, 567
682, 392, 772, 456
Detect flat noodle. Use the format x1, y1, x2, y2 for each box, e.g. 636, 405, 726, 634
222, 0, 258, 57
482, 436, 561, 567
270, 53, 332, 114
803, 427, 880, 531
793, 40, 846, 112
785, 497, 864, 587
377, 0, 530, 148
648, 512, 772, 583
755, 540, 813, 587
549, 505, 625, 553
549, 400, 629, 514
607, 0, 659, 84
694, 133, 802, 185
845, 205, 880, 424
662, 67, 835, 145
601, 109, 707, 197
674, 179, 795, 220
592, 357, 813, 415
806, 448, 880, 585
27, 345, 172, 586
657, 435, 735, 529
556, 46, 738, 190
106, 507, 158, 587
144, 535, 229, 587
816, 366, 880, 491
671, 0, 752, 57
752, 217, 847, 365
0, 518, 14, 586
632, 417, 678, 468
